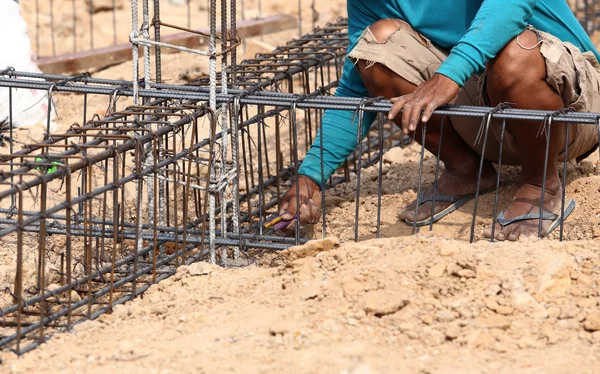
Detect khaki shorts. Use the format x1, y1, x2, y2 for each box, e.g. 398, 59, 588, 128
348, 20, 600, 165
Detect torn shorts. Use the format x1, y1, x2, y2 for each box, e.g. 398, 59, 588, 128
348, 19, 600, 165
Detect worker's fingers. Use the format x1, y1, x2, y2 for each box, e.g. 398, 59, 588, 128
388, 96, 408, 121
278, 176, 322, 227
401, 101, 415, 134
421, 102, 437, 124
306, 199, 321, 224
408, 100, 426, 132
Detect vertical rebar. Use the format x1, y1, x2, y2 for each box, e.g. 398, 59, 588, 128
559, 124, 570, 241
153, 0, 162, 84
375, 114, 384, 239
412, 122, 427, 235
220, 0, 230, 254
430, 116, 445, 231
354, 106, 365, 242
539, 117, 553, 238
208, 0, 218, 263
15, 176, 24, 352
131, 0, 140, 106
9, 87, 14, 209
469, 113, 492, 243
231, 97, 241, 259
291, 102, 301, 245
490, 120, 507, 242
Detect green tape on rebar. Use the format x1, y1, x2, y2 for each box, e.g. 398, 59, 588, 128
34, 157, 62, 174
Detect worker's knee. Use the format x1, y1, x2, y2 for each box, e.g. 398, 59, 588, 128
487, 30, 546, 94
355, 19, 425, 77
366, 18, 426, 45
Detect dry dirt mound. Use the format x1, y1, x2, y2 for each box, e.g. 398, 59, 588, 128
3, 235, 599, 374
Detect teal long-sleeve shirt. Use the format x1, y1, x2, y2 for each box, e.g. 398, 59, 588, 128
298, 0, 600, 186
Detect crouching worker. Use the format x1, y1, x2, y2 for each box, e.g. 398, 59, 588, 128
277, 0, 600, 241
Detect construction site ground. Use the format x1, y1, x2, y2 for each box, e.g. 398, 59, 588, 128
1, 0, 600, 373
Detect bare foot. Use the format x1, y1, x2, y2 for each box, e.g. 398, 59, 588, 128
399, 162, 497, 223
484, 183, 564, 241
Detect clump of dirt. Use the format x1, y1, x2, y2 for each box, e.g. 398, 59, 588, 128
3, 235, 599, 373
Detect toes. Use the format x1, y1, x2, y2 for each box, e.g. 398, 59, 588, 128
483, 227, 492, 239
507, 231, 520, 241
398, 202, 416, 220
495, 223, 508, 241
495, 229, 507, 241
484, 224, 503, 240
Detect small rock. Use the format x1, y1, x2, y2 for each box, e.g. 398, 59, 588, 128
362, 290, 409, 317
495, 306, 514, 316
457, 269, 476, 279
421, 327, 446, 347
150, 305, 168, 316
544, 328, 562, 345
474, 315, 511, 330
282, 237, 340, 260
382, 147, 405, 164
558, 305, 579, 320
69, 290, 82, 302
188, 262, 217, 276
486, 299, 500, 311
583, 312, 600, 332
577, 298, 598, 309
445, 324, 461, 340
118, 340, 135, 355
301, 282, 320, 301
398, 322, 415, 332
420, 314, 434, 325
428, 262, 447, 278
440, 247, 460, 257
485, 299, 513, 315
517, 336, 540, 349
485, 284, 501, 296
577, 274, 596, 287
435, 310, 456, 322
269, 323, 289, 336
570, 271, 580, 280
476, 265, 493, 281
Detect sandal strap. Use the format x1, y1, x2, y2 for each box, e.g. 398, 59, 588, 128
416, 189, 474, 205
496, 211, 559, 227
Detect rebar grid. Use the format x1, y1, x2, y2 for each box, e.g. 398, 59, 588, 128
0, 18, 367, 354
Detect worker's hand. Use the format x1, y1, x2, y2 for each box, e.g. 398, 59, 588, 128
279, 175, 322, 230
388, 74, 460, 134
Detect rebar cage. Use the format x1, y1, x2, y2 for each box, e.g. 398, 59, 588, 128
0, 0, 599, 355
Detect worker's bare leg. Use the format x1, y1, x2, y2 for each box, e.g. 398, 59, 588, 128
356, 19, 496, 222
483, 30, 566, 240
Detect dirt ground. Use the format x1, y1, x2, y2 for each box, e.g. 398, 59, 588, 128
1, 0, 600, 373
3, 236, 600, 373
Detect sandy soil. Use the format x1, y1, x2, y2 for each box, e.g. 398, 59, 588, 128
3, 236, 600, 373
1, 0, 600, 373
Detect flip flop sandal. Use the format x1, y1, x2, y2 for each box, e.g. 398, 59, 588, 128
493, 198, 576, 239
404, 187, 496, 227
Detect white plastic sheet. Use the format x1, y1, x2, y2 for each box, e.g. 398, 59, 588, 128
0, 0, 57, 131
